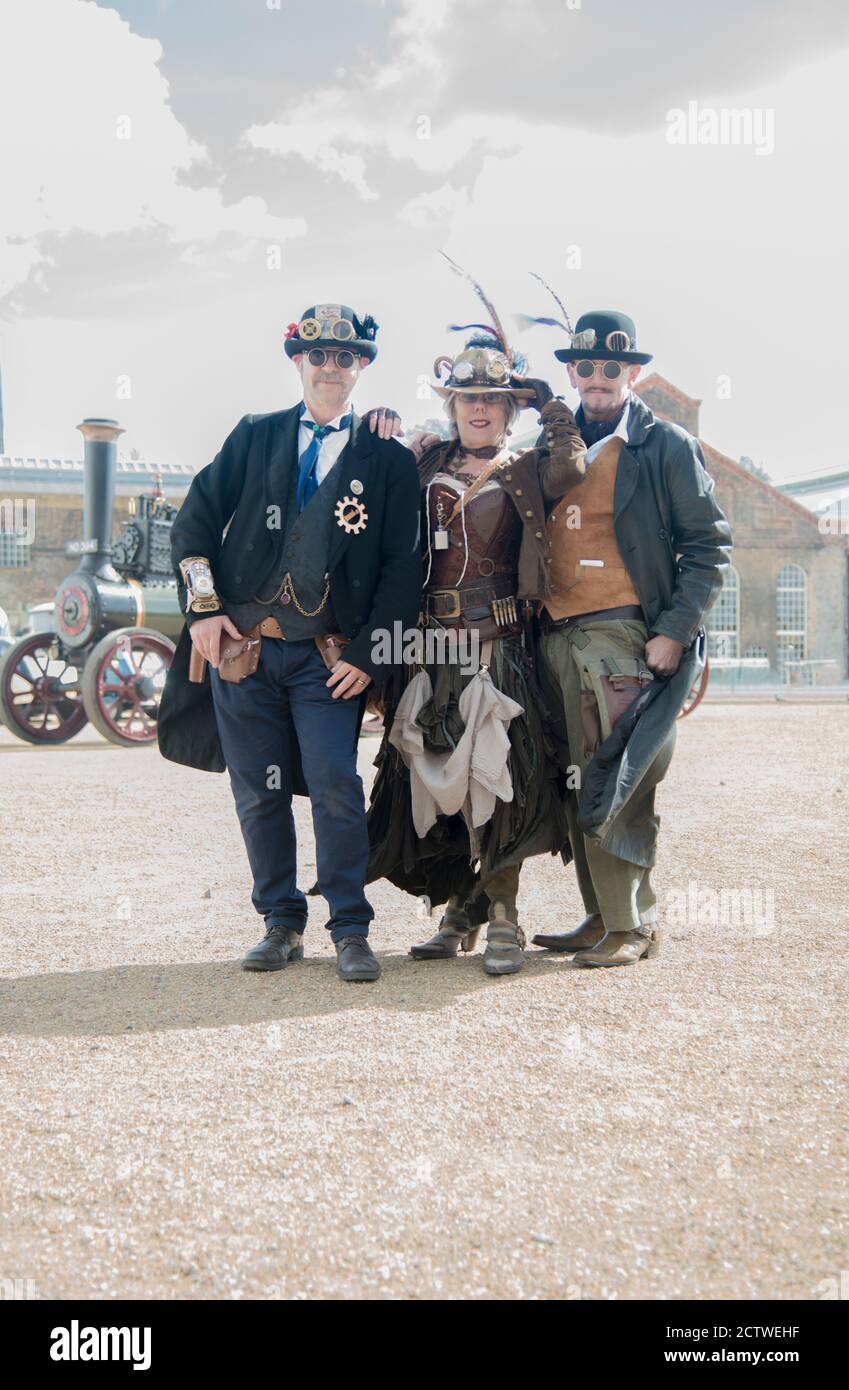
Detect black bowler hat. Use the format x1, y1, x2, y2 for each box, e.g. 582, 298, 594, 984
554, 309, 652, 365
284, 303, 379, 361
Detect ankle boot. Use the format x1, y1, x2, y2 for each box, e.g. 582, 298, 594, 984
482, 901, 526, 976
573, 925, 661, 967
410, 905, 481, 960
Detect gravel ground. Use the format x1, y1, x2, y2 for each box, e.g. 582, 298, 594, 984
0, 705, 846, 1301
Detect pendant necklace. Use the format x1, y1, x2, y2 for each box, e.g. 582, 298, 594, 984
433, 496, 449, 550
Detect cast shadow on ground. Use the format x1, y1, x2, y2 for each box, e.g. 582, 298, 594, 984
0, 950, 579, 1038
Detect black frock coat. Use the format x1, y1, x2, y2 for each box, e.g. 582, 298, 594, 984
157, 406, 423, 791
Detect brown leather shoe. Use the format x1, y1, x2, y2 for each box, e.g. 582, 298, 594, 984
572, 926, 660, 967
410, 907, 481, 960
532, 914, 605, 953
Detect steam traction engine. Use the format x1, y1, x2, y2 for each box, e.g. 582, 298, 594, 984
0, 419, 183, 746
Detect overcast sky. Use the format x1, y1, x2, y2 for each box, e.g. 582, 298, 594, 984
1, 0, 847, 481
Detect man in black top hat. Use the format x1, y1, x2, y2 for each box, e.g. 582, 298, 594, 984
158, 303, 422, 981
532, 309, 732, 966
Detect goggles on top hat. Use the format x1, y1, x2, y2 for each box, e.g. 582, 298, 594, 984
297, 315, 356, 343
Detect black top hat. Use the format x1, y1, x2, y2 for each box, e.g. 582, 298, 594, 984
554, 310, 652, 365
284, 303, 379, 361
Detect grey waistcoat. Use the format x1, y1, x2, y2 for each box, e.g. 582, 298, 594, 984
227, 446, 343, 639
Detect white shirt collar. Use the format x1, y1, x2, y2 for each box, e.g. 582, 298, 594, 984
584, 399, 631, 465
300, 404, 352, 431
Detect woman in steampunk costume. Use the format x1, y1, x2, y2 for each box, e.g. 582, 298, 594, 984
367, 269, 587, 975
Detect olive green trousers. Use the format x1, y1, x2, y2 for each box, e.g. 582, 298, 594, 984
540, 618, 675, 934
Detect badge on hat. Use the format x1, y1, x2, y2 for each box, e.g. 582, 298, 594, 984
284, 305, 380, 362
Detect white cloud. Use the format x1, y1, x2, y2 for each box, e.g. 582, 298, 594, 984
236, 0, 849, 207
0, 0, 306, 302
245, 118, 378, 201
398, 182, 469, 228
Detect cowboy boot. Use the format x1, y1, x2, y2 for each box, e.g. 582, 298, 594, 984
573, 926, 661, 967
532, 913, 606, 953
482, 903, 526, 977
410, 905, 482, 960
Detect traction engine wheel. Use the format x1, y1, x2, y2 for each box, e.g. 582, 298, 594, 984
81, 626, 175, 747
0, 632, 88, 744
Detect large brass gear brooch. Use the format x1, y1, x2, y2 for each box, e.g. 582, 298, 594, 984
334, 496, 368, 534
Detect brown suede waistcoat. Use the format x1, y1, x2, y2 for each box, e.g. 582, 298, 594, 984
545, 436, 640, 619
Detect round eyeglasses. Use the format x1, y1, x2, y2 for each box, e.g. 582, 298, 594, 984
575, 359, 627, 380
307, 348, 357, 369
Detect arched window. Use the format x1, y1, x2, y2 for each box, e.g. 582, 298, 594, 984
707, 565, 740, 659
776, 563, 807, 675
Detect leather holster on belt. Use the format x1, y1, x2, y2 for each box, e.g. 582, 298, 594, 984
313, 632, 351, 670
187, 625, 351, 683
187, 623, 262, 684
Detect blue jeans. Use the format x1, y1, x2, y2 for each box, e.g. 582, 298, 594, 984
210, 637, 373, 942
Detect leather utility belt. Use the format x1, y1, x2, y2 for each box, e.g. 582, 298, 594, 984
539, 603, 644, 635
188, 622, 349, 684
423, 575, 523, 632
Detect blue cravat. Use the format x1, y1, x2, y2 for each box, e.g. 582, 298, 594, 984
296, 402, 352, 513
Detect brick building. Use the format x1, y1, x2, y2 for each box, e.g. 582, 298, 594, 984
634, 376, 848, 683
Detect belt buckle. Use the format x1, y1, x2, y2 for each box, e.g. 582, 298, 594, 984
435, 588, 462, 619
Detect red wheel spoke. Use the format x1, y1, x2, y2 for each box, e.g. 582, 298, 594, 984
88, 633, 173, 743
1, 633, 87, 742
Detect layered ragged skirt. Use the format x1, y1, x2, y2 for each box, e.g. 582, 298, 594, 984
366, 624, 569, 925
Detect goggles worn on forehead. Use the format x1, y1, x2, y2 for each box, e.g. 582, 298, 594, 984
298, 315, 356, 342
575, 359, 628, 379
307, 347, 356, 369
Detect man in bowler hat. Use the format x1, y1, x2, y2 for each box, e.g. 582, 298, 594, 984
532, 310, 732, 966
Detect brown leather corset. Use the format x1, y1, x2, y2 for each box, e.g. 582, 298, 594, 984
424, 476, 521, 591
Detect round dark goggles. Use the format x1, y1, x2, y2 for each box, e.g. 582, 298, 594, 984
306, 347, 357, 369
575, 359, 627, 380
